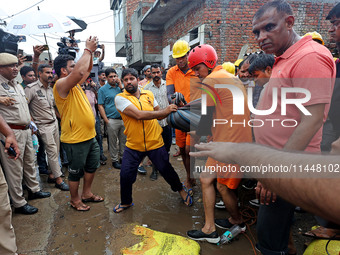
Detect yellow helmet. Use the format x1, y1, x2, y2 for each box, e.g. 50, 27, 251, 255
234, 59, 244, 67
172, 40, 190, 59
222, 62, 235, 75
303, 31, 324, 45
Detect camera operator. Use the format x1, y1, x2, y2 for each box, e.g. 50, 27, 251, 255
53, 36, 104, 211
90, 44, 105, 83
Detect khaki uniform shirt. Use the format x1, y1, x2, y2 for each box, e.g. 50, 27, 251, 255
0, 74, 31, 125
25, 80, 56, 125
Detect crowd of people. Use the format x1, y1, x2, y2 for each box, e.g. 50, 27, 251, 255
0, 0, 340, 254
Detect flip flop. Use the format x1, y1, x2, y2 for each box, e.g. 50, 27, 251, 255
182, 182, 194, 196
113, 203, 134, 213
70, 201, 90, 211
183, 191, 193, 207
81, 194, 104, 203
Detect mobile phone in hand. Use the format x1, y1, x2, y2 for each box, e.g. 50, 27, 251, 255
0, 140, 17, 157
25, 55, 33, 61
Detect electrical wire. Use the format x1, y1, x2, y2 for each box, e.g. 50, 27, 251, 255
240, 205, 258, 226
29, 35, 58, 51
32, 34, 61, 40
240, 204, 258, 254
242, 232, 257, 255
325, 234, 338, 255
80, 11, 111, 19
3, 0, 45, 20
325, 238, 332, 255
87, 15, 113, 25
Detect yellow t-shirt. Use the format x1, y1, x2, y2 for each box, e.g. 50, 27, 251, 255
116, 90, 163, 152
53, 82, 96, 144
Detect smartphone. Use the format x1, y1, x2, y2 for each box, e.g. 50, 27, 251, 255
0, 140, 17, 157
42, 45, 49, 51
18, 49, 23, 56
25, 55, 33, 61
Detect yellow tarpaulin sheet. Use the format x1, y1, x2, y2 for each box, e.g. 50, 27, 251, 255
122, 225, 200, 255
303, 239, 340, 255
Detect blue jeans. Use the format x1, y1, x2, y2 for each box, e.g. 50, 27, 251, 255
120, 146, 183, 204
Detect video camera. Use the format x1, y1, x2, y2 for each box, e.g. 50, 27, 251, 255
57, 37, 79, 58
0, 29, 20, 55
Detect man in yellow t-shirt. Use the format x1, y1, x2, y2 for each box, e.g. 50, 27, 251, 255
53, 36, 104, 212
113, 68, 192, 213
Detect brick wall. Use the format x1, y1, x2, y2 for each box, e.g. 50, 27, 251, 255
144, 31, 163, 54
126, 0, 154, 32
156, 0, 337, 63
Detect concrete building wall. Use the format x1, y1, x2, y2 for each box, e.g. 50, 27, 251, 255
126, 0, 154, 31
130, 5, 143, 65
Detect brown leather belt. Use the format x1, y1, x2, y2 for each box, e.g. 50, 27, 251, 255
8, 124, 30, 130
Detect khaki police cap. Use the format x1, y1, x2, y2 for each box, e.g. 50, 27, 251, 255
0, 53, 18, 66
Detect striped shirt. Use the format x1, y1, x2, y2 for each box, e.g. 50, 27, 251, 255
144, 79, 169, 127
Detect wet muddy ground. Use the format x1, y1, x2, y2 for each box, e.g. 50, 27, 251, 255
13, 142, 316, 254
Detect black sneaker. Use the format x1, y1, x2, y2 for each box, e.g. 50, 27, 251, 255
215, 218, 234, 229
137, 166, 147, 175
242, 179, 257, 190
249, 198, 260, 207
187, 230, 220, 244
215, 200, 225, 209
150, 170, 158, 180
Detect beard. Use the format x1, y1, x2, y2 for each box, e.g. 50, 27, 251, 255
125, 84, 138, 94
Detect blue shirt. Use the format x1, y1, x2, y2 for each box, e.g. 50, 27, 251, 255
98, 83, 122, 119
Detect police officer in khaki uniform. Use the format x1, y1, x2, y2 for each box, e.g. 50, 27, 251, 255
0, 114, 20, 255
0, 53, 51, 215
25, 64, 69, 191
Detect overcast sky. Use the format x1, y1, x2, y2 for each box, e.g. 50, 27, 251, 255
0, 0, 126, 65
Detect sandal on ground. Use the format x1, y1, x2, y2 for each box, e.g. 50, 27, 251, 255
182, 191, 193, 207
113, 203, 134, 213
182, 182, 194, 196
81, 194, 104, 203
70, 201, 90, 211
